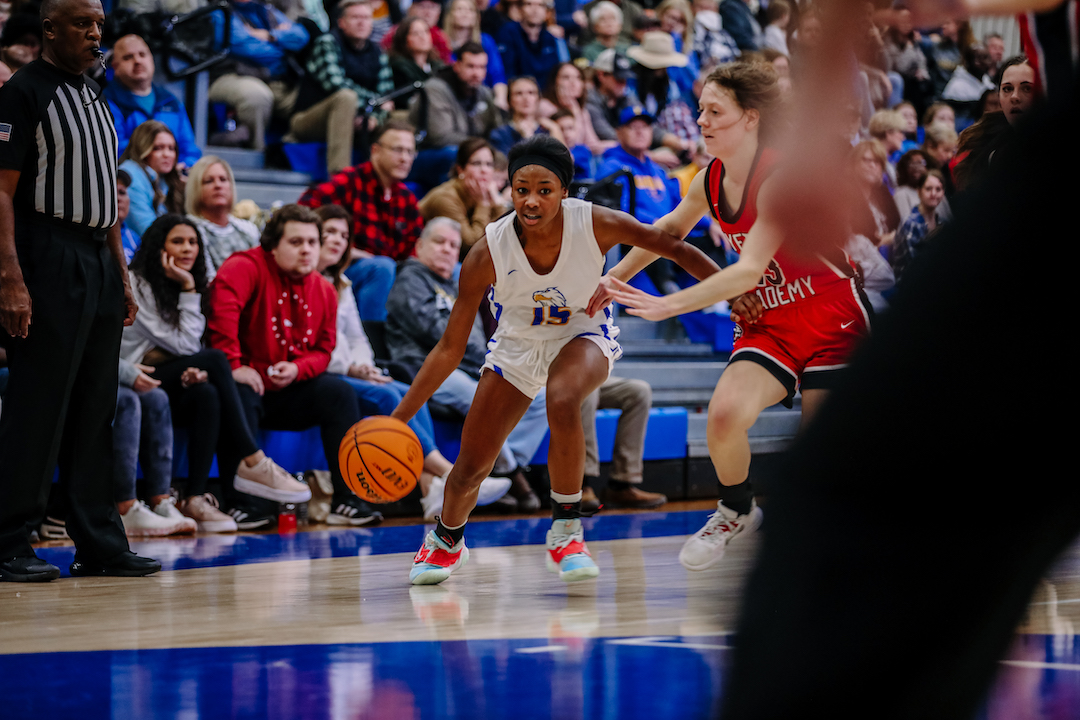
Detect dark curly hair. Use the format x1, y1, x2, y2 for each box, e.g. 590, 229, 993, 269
129, 214, 208, 329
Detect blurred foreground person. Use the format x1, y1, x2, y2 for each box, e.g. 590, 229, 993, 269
717, 1, 1078, 718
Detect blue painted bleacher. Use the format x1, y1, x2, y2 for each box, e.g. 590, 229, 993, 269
167, 407, 689, 480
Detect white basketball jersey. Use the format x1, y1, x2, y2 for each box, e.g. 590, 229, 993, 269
486, 198, 620, 345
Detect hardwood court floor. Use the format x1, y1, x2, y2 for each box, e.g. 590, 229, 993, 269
1, 504, 1078, 719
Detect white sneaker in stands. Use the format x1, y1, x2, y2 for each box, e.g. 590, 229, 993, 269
121, 500, 192, 537
152, 496, 197, 534
180, 494, 238, 533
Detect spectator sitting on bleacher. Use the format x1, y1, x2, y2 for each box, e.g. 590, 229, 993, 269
690, 0, 739, 72
386, 217, 547, 512
299, 120, 424, 357
117, 169, 143, 263
941, 43, 995, 130
893, 148, 952, 225
580, 1, 629, 62
627, 32, 696, 169
496, 0, 564, 84
418, 138, 509, 254
539, 61, 607, 155
922, 121, 959, 199
315, 205, 512, 520
408, 40, 502, 194
587, 49, 662, 153
850, 139, 901, 250
124, 214, 301, 532
119, 120, 185, 236
380, 0, 454, 63
0, 11, 41, 71
208, 204, 383, 526
185, 155, 261, 278
443, 0, 507, 109
289, 0, 394, 177
387, 16, 445, 108
105, 34, 201, 168
595, 105, 681, 294
580, 376, 666, 511
209, 0, 311, 150
489, 75, 562, 157
113, 356, 197, 537
580, 0, 642, 46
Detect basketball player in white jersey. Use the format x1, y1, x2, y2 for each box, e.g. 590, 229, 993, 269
392, 136, 720, 585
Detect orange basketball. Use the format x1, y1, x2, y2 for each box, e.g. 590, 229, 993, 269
338, 416, 423, 504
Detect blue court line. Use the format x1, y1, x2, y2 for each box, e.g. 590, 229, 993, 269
36, 509, 715, 577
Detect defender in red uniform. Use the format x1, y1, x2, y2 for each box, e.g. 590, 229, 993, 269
588, 60, 871, 571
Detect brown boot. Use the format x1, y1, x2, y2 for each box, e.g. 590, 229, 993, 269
602, 485, 667, 509
581, 486, 602, 514
508, 471, 541, 512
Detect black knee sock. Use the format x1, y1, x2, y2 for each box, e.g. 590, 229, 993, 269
718, 480, 754, 516
435, 518, 465, 547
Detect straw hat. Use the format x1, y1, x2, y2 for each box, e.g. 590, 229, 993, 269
626, 31, 690, 70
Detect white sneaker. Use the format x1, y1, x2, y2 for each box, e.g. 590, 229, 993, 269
121, 500, 193, 537
152, 496, 198, 534
180, 494, 238, 533
422, 475, 446, 521
545, 518, 599, 582
678, 500, 762, 571
233, 456, 312, 503
476, 476, 512, 506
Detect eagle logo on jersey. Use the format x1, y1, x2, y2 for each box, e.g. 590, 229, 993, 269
532, 288, 567, 307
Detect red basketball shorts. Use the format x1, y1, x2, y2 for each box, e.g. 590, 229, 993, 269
730, 280, 872, 404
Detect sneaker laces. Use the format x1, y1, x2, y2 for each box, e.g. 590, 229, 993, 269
549, 520, 584, 552
695, 510, 737, 546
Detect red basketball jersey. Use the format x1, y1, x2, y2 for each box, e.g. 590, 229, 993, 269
704, 147, 856, 312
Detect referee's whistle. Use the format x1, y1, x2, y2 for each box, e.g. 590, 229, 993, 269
92, 47, 105, 69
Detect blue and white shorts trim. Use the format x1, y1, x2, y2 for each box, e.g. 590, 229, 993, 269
481, 332, 622, 399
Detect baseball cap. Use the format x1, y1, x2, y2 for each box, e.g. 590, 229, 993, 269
593, 49, 633, 81
617, 105, 656, 127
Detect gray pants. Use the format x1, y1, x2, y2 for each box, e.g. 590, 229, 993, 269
580, 376, 652, 484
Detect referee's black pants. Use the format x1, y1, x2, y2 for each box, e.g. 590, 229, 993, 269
0, 220, 131, 563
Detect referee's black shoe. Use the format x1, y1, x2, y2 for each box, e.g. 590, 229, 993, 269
69, 551, 161, 577
0, 556, 61, 582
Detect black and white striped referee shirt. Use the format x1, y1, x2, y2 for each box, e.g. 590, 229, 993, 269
0, 58, 118, 231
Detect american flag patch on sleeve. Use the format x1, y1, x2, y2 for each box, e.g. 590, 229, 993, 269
0, 123, 11, 141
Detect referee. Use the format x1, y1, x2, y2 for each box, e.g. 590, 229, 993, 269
0, 0, 159, 581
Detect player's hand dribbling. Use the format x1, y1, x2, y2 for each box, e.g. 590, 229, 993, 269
730, 293, 763, 324
0, 276, 32, 338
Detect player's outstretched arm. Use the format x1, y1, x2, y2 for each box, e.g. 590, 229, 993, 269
603, 169, 714, 283
391, 239, 496, 423
608, 179, 785, 322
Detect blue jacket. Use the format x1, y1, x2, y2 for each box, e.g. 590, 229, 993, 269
495, 22, 567, 84
595, 145, 677, 225
105, 83, 201, 168
120, 158, 166, 237
213, 0, 310, 79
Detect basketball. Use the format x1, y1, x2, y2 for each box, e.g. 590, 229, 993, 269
338, 416, 423, 504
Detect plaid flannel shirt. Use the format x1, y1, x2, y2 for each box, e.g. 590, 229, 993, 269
298, 161, 423, 260
306, 33, 394, 107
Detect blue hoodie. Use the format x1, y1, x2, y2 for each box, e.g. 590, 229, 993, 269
105, 83, 201, 168
595, 144, 678, 225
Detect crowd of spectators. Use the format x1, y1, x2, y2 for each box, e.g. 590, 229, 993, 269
0, 0, 1036, 542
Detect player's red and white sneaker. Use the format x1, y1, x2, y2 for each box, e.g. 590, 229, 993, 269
678, 500, 762, 571
410, 530, 469, 585
546, 518, 600, 582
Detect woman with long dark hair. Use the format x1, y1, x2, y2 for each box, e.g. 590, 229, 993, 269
122, 214, 306, 532
419, 138, 509, 252
389, 16, 445, 107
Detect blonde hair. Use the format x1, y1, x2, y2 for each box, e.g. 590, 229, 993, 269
442, 0, 481, 44
924, 122, 958, 149
851, 139, 889, 170
656, 0, 694, 51
868, 109, 905, 140
184, 155, 238, 217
